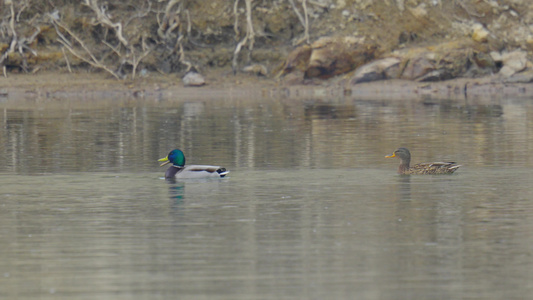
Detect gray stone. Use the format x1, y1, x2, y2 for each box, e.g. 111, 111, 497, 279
351, 57, 401, 84
503, 69, 533, 83
496, 50, 528, 77
182, 72, 206, 87
242, 64, 268, 76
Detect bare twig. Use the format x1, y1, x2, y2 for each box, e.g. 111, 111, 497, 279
233, 0, 240, 37
51, 2, 156, 80
27, 26, 42, 45
288, 0, 305, 28
156, 0, 196, 73
61, 47, 72, 73
288, 0, 310, 45
302, 0, 309, 44
83, 0, 129, 47
130, 36, 153, 79
185, 9, 191, 34
177, 35, 192, 71
125, 1, 152, 26
102, 40, 121, 57
157, 0, 182, 40
232, 0, 255, 74
15, 0, 30, 22
58, 39, 120, 79
51, 17, 121, 79
307, 0, 327, 8
0, 1, 18, 68
457, 0, 485, 18
16, 26, 41, 56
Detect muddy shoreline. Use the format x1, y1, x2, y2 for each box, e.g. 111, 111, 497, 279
1, 71, 532, 102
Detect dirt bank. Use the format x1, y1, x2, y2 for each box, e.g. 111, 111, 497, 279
1, 70, 532, 103
2, 1, 533, 87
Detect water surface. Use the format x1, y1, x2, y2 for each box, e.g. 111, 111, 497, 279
1, 93, 533, 299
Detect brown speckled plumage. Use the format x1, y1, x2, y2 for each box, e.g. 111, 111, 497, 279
386, 147, 460, 175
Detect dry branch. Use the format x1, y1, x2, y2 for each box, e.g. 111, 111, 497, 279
288, 0, 310, 45
83, 0, 129, 47
233, 0, 240, 37
0, 1, 18, 72
50, 17, 121, 79
155, 0, 196, 73
130, 36, 153, 79
157, 0, 182, 40
50, 2, 156, 80
0, 1, 40, 74
61, 47, 72, 73
232, 0, 255, 74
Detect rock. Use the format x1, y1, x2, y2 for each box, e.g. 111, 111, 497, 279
395, 0, 405, 11
464, 51, 498, 77
493, 50, 528, 77
527, 35, 533, 47
409, 4, 428, 19
350, 57, 400, 84
305, 36, 378, 79
281, 70, 307, 85
417, 69, 448, 82
278, 44, 312, 77
502, 50, 527, 71
472, 23, 490, 43
279, 36, 378, 80
182, 71, 206, 87
489, 51, 502, 62
503, 70, 533, 83
280, 37, 378, 79
499, 66, 518, 78
394, 40, 494, 81
472, 52, 496, 69
400, 52, 435, 80
242, 64, 268, 76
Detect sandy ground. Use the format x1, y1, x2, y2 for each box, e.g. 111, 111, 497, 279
1, 70, 532, 101
0, 70, 276, 99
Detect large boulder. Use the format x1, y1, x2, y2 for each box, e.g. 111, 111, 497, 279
349, 39, 504, 84
278, 36, 378, 80
491, 50, 529, 78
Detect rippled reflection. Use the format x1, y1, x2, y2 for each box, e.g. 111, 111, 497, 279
1, 92, 533, 299
1, 95, 532, 174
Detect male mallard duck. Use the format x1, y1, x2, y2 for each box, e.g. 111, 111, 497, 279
385, 147, 460, 175
158, 149, 229, 179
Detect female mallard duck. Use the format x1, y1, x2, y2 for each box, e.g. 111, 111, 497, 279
385, 147, 460, 175
158, 149, 229, 179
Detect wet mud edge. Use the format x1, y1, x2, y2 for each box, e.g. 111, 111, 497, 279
0, 72, 531, 102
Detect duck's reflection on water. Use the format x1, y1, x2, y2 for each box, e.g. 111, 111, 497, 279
166, 179, 185, 208
398, 175, 411, 201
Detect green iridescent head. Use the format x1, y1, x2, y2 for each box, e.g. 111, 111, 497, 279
158, 149, 186, 167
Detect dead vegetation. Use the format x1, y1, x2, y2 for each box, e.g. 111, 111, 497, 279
0, 0, 312, 80
1, 0, 532, 81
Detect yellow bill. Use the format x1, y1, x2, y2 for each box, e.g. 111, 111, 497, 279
385, 153, 396, 158
158, 156, 171, 166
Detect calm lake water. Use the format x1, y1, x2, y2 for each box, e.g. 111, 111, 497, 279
1, 89, 533, 299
